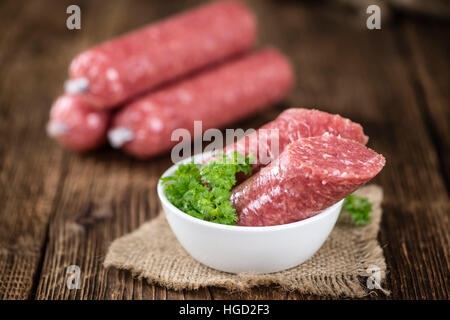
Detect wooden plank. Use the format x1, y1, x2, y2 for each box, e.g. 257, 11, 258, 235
379, 201, 449, 299
401, 20, 450, 190
5, 0, 445, 300
33, 0, 193, 300
207, 1, 450, 299
0, 1, 74, 299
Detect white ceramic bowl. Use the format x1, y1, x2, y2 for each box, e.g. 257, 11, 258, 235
157, 154, 343, 274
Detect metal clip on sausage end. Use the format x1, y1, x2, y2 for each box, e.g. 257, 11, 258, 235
108, 127, 134, 148
64, 77, 89, 94
46, 121, 68, 138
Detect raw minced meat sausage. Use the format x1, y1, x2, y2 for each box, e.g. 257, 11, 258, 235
67, 1, 257, 109
230, 134, 385, 226
207, 108, 368, 174
47, 95, 110, 151
108, 48, 294, 158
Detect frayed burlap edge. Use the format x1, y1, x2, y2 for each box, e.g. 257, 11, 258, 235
104, 185, 389, 298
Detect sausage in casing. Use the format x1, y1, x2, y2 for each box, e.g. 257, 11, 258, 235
108, 48, 294, 158
68, 1, 257, 109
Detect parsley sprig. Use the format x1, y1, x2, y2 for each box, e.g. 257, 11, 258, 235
162, 152, 372, 227
342, 194, 372, 226
161, 152, 253, 225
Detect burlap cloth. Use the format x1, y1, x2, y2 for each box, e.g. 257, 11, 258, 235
104, 185, 389, 297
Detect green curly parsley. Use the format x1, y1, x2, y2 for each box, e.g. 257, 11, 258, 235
160, 152, 253, 225
342, 194, 372, 226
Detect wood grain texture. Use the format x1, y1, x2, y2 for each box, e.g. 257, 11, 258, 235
401, 19, 450, 191
0, 1, 68, 299
0, 0, 448, 300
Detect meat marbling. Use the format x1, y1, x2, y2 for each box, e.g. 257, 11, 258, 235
230, 134, 385, 226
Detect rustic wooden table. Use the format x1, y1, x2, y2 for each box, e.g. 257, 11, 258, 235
0, 0, 448, 300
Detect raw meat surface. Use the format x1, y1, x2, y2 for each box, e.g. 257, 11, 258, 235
109, 48, 294, 158
47, 95, 110, 151
230, 134, 385, 226
69, 1, 257, 108
208, 108, 368, 174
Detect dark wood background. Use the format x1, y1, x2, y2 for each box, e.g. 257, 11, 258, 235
0, 0, 448, 300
